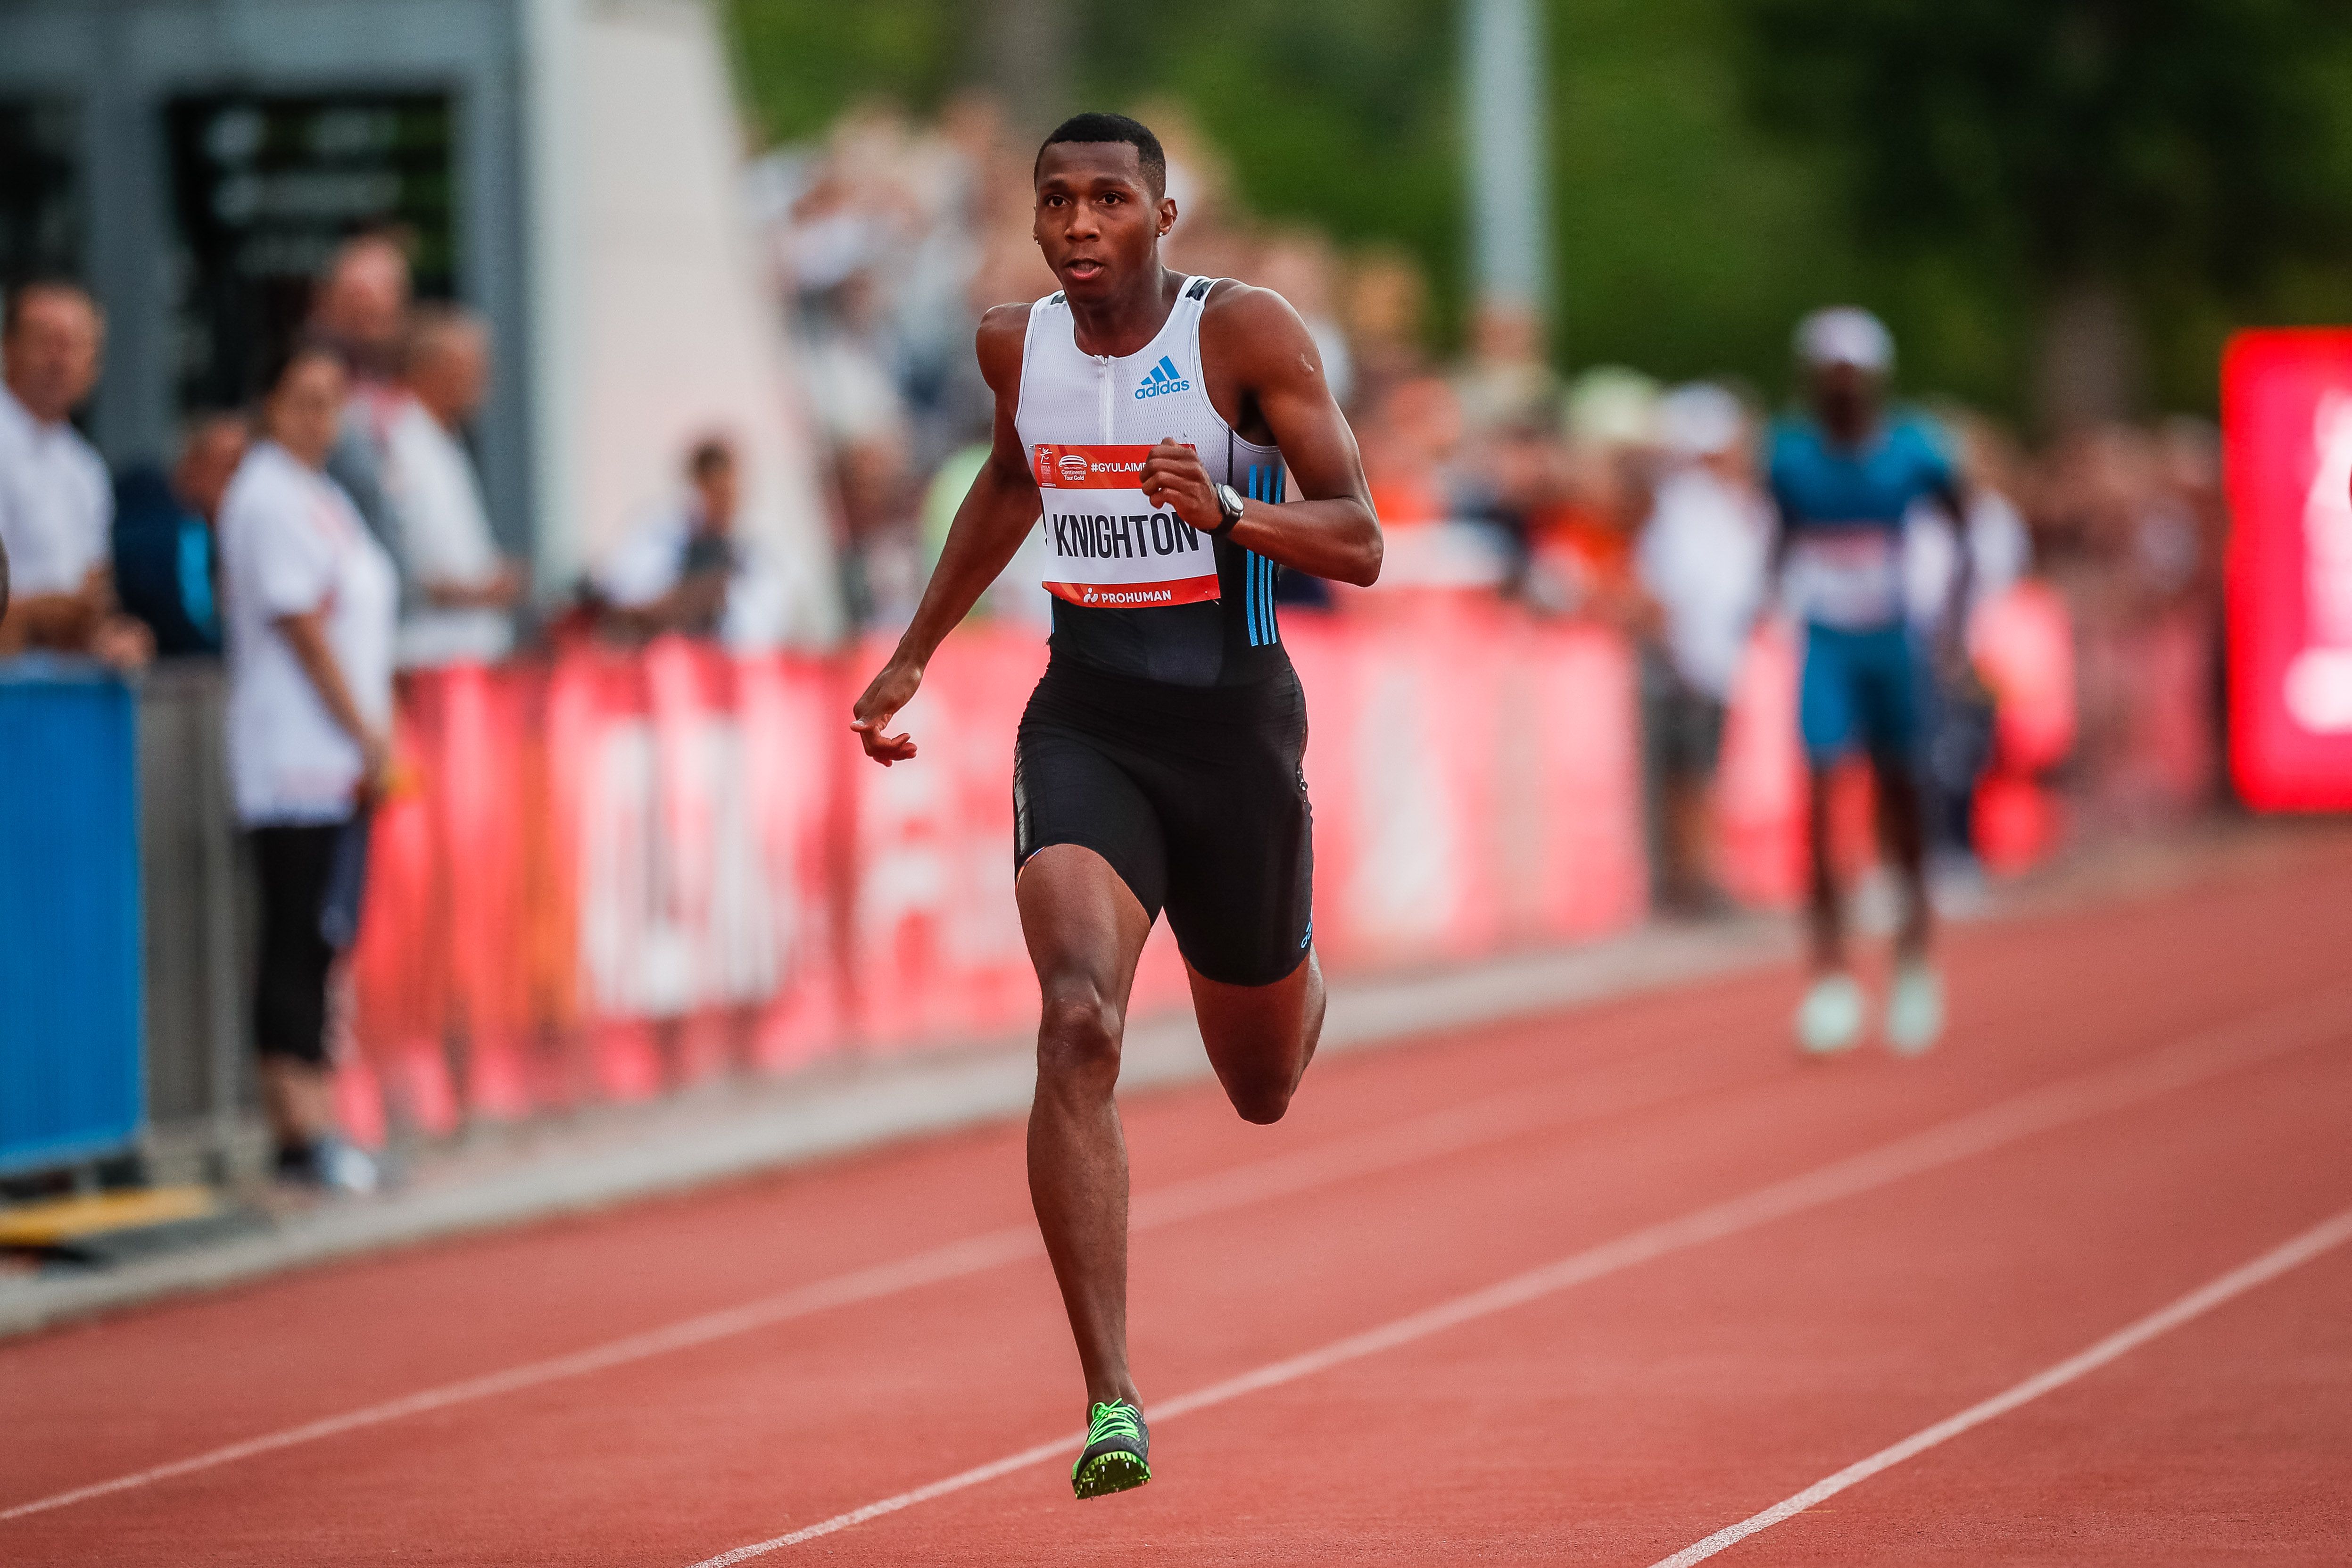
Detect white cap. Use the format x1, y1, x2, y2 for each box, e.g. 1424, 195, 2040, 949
1795, 307, 1894, 374
1657, 382, 1745, 458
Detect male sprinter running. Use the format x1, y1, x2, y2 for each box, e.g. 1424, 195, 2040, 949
1770, 307, 1967, 1058
851, 113, 1381, 1500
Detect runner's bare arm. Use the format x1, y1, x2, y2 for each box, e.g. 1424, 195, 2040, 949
1137, 283, 1381, 586
851, 304, 1043, 765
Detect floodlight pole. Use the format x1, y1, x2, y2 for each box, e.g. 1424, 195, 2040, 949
1463, 0, 1554, 333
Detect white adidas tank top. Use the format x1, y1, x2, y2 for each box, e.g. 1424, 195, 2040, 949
1017, 273, 1286, 595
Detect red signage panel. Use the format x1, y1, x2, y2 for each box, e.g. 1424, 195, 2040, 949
2223, 330, 2352, 810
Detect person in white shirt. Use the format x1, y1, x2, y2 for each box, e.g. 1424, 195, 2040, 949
217, 341, 398, 1194
312, 236, 411, 561
0, 282, 152, 667
1637, 382, 1771, 912
596, 437, 791, 646
1903, 421, 2034, 870
383, 305, 521, 667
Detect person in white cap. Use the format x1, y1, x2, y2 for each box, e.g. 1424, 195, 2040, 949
1769, 307, 1969, 1057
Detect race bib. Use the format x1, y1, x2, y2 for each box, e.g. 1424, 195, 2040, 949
1032, 443, 1220, 608
1785, 526, 1904, 630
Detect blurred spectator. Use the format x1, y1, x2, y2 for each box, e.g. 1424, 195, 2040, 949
1905, 415, 2030, 869
0, 280, 152, 667
2158, 415, 2232, 802
383, 304, 522, 668
2035, 422, 2218, 828
920, 438, 1055, 629
597, 437, 793, 645
1455, 301, 1559, 440
112, 412, 248, 657
1905, 414, 2030, 634
310, 233, 413, 561
218, 342, 397, 1195
1342, 249, 1431, 413
1531, 368, 1662, 630
1356, 375, 1512, 591
1359, 375, 1463, 531
1638, 383, 1769, 911
1253, 229, 1356, 410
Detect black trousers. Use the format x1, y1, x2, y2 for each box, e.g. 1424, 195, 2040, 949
250, 821, 345, 1066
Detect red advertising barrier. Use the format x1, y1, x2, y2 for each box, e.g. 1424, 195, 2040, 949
336, 611, 1650, 1137
2224, 330, 2352, 810
335, 590, 2089, 1140
1291, 601, 1646, 961
1714, 624, 1806, 909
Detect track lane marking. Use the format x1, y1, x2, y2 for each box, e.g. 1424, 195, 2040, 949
1644, 1204, 2352, 1568
0, 1020, 1771, 1525
679, 981, 2352, 1562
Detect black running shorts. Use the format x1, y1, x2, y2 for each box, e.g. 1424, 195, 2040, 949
1014, 656, 1314, 988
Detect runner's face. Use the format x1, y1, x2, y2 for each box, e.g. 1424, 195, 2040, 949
1033, 144, 1175, 301
1808, 361, 1879, 444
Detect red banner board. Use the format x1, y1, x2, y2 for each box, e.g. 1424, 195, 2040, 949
2224, 330, 2352, 810
335, 612, 1654, 1138
337, 584, 2107, 1145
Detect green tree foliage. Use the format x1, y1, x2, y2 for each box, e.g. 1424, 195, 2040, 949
1731, 0, 2352, 419
729, 0, 969, 142
1547, 0, 1859, 394
1083, 0, 1465, 332
722, 0, 2352, 416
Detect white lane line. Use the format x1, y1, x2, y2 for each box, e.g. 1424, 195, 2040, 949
1645, 1204, 2352, 1568
678, 982, 2352, 1564
0, 1024, 1755, 1526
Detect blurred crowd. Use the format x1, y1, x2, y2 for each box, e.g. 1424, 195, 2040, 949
0, 100, 2231, 1186
747, 95, 2231, 897
0, 237, 802, 1194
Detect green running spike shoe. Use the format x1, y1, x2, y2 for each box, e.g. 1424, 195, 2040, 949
1071, 1400, 1151, 1500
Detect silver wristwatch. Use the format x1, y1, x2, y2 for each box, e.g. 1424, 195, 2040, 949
1210, 482, 1247, 538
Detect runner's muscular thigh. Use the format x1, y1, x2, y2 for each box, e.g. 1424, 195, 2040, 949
1018, 844, 1154, 1028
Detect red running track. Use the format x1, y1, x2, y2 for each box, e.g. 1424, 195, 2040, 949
6, 841, 2351, 1566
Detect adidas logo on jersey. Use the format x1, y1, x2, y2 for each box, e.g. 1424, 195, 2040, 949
1133, 356, 1193, 400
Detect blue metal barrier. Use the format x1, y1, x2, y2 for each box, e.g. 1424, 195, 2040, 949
0, 666, 145, 1175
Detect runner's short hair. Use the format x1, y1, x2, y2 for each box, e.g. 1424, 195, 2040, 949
1035, 113, 1167, 200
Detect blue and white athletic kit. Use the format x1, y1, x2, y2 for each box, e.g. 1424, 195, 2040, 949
1011, 277, 1315, 986
1768, 415, 1956, 765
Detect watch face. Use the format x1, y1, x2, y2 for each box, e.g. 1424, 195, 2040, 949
1219, 484, 1245, 520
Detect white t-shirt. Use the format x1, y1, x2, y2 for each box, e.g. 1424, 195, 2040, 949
1903, 489, 2032, 634
0, 382, 112, 598
383, 397, 512, 668
1639, 465, 1771, 701
596, 499, 792, 648
218, 441, 398, 825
